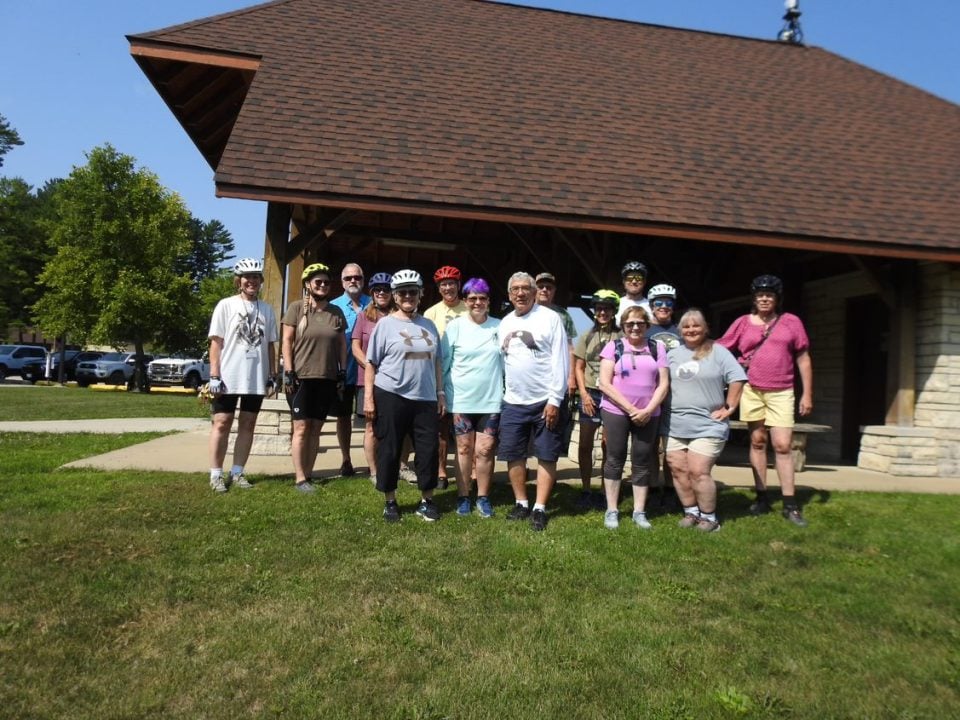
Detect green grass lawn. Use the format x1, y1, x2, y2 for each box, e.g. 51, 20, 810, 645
1, 432, 958, 719
0, 385, 207, 420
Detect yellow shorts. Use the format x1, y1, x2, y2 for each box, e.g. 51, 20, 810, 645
739, 384, 795, 428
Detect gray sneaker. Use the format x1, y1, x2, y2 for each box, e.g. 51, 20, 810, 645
295, 480, 316, 493
604, 510, 619, 529
632, 511, 652, 529
782, 508, 808, 528
399, 465, 418, 485
678, 513, 700, 529
232, 473, 253, 489
210, 475, 228, 494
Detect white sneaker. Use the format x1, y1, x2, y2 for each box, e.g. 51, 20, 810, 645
210, 475, 228, 494
604, 510, 619, 529
232, 473, 253, 489
399, 465, 418, 485
632, 511, 652, 529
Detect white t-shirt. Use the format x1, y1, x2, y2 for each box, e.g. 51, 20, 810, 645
618, 296, 651, 323
499, 303, 568, 407
208, 295, 279, 395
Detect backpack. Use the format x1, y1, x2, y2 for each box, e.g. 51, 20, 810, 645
613, 338, 658, 364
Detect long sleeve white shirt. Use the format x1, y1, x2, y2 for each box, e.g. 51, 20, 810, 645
499, 303, 569, 407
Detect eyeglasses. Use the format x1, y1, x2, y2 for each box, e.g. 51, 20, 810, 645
623, 320, 648, 329
310, 278, 331, 286
535, 283, 555, 290
342, 275, 363, 282
624, 275, 645, 283
396, 289, 419, 297
509, 286, 533, 295
652, 299, 674, 308
466, 295, 489, 303
593, 305, 614, 313
371, 286, 391, 294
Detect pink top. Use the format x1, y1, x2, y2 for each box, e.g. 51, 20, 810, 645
351, 311, 383, 386
717, 312, 809, 391
598, 339, 668, 416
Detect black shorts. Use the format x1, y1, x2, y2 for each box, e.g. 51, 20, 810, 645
287, 379, 337, 421
212, 394, 264, 415
328, 383, 356, 419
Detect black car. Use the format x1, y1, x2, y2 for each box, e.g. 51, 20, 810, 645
21, 350, 105, 383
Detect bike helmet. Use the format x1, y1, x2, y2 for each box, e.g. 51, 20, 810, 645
433, 265, 461, 282
234, 257, 264, 276
750, 274, 783, 295
647, 283, 677, 300
391, 268, 423, 289
368, 272, 393, 288
621, 261, 647, 279
302, 262, 331, 282
591, 289, 620, 307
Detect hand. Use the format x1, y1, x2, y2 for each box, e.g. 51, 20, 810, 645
580, 392, 595, 417
265, 373, 280, 398
283, 370, 299, 394
798, 395, 813, 416
710, 406, 732, 421
437, 393, 446, 417
628, 407, 650, 425
542, 403, 559, 431
208, 377, 225, 396
363, 399, 376, 421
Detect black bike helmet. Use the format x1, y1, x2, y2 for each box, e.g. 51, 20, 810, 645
621, 261, 647, 279
750, 274, 783, 295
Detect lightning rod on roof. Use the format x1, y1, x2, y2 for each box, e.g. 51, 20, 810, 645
777, 0, 804, 44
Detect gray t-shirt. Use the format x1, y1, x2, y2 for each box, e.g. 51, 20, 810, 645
366, 314, 442, 401
666, 343, 747, 440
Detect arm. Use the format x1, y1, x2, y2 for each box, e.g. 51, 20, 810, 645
351, 337, 366, 368
575, 357, 596, 416
208, 336, 224, 378
796, 350, 813, 416
281, 324, 296, 372
711, 381, 745, 421
567, 345, 577, 395
363, 357, 376, 419
435, 353, 446, 417
642, 366, 670, 416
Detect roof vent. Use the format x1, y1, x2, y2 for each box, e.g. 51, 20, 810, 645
777, 0, 804, 44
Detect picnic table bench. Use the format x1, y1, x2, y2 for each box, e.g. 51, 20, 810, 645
727, 421, 832, 472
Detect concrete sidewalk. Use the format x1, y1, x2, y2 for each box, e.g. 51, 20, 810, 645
0, 418, 208, 434
34, 418, 959, 494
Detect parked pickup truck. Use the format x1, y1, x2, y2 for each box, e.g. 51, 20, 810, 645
147, 355, 210, 389
0, 344, 47, 381
75, 352, 153, 387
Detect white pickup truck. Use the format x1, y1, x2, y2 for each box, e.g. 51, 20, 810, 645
147, 355, 210, 389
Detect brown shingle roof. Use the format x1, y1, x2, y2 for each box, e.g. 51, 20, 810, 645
129, 0, 960, 257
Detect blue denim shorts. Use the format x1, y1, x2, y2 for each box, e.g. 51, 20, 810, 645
496, 401, 566, 463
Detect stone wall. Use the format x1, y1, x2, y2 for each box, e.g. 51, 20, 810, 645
227, 398, 293, 455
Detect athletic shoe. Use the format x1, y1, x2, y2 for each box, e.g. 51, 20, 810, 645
456, 496, 472, 516
678, 513, 700, 529
476, 496, 494, 518
782, 508, 809, 528
632, 511, 652, 529
415, 498, 441, 522
295, 480, 316, 493
506, 503, 531, 521
370, 474, 377, 487
749, 498, 772, 515
604, 510, 619, 529
695, 517, 721, 533
232, 473, 253, 489
339, 460, 355, 477
530, 508, 548, 531
210, 475, 228, 494
399, 465, 418, 485
383, 500, 401, 523
438, 476, 450, 490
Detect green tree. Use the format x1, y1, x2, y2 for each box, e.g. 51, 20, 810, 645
33, 145, 194, 388
181, 217, 235, 289
0, 114, 24, 167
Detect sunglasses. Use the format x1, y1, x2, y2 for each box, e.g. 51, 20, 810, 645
623, 320, 648, 329
593, 305, 615, 312
652, 299, 675, 308
371, 285, 391, 294
624, 275, 645, 283
342, 275, 363, 282
309, 278, 331, 286
396, 289, 419, 297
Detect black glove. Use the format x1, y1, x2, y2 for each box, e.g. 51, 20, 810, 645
283, 370, 300, 394
265, 373, 280, 396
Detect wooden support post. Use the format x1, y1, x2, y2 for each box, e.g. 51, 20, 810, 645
262, 202, 291, 316
885, 262, 916, 426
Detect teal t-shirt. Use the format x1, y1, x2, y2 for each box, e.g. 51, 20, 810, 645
440, 315, 503, 413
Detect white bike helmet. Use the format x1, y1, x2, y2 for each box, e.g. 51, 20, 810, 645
369, 272, 393, 288
234, 257, 264, 276
647, 283, 677, 300
390, 269, 423, 289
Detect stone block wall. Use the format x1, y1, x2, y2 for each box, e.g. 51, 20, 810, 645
227, 399, 293, 455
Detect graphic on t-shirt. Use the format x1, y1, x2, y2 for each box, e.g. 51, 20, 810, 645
235, 303, 265, 348
676, 360, 701, 381
399, 327, 434, 360
648, 329, 680, 350
501, 330, 539, 356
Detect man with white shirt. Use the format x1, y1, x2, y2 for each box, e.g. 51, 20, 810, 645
497, 271, 570, 531
618, 260, 651, 319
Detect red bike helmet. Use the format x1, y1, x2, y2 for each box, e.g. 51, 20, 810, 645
433, 266, 462, 283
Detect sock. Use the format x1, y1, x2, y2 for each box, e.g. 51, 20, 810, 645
683, 505, 701, 517
230, 465, 244, 478
516, 499, 529, 508
782, 495, 798, 510
701, 511, 717, 522
210, 469, 223, 481
533, 503, 547, 512
755, 489, 769, 502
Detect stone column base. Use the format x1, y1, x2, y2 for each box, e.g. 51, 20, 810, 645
857, 425, 939, 477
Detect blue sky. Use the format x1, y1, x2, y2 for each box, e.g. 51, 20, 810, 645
4, 1, 958, 264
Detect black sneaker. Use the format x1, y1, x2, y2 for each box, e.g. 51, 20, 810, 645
506, 503, 531, 521
383, 500, 401, 523
415, 498, 441, 522
749, 498, 772, 515
782, 508, 808, 528
339, 460, 355, 477
530, 508, 548, 531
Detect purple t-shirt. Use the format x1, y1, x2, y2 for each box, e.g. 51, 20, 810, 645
599, 339, 668, 416
717, 313, 809, 391
351, 311, 382, 386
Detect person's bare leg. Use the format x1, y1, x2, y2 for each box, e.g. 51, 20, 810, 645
231, 410, 258, 467
363, 421, 376, 475
336, 416, 352, 466
687, 452, 718, 514
474, 433, 496, 498
666, 450, 694, 507
304, 419, 324, 480
508, 460, 528, 503
748, 421, 769, 491
577, 422, 595, 491
291, 419, 311, 483
534, 460, 557, 506
455, 432, 475, 497
769, 427, 796, 497
209, 412, 234, 469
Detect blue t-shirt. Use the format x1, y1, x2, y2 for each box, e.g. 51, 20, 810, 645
330, 293, 370, 384
367, 314, 442, 401
441, 315, 503, 413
